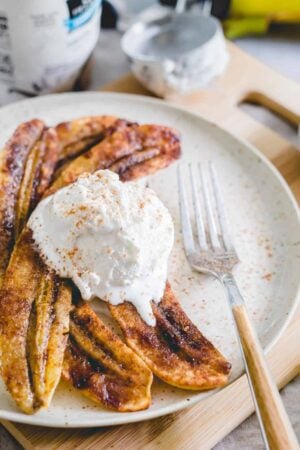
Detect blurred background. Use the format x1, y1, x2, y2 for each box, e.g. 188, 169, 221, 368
96, 0, 300, 86
93, 0, 300, 146
0, 0, 299, 102
0, 0, 298, 144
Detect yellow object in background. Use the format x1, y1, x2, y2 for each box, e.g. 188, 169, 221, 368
224, 0, 300, 38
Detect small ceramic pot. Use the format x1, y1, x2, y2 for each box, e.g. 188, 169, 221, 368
121, 12, 229, 97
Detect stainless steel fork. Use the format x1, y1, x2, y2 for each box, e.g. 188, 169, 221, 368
178, 162, 299, 450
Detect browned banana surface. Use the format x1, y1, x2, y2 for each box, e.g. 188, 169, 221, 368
113, 124, 181, 180
0, 123, 68, 414
121, 153, 179, 181
110, 282, 231, 390
28, 274, 71, 409
0, 119, 44, 283
53, 118, 133, 179
56, 115, 117, 148
109, 148, 160, 176
34, 127, 60, 204
15, 127, 59, 237
0, 228, 71, 413
55, 115, 117, 164
47, 122, 181, 196
62, 302, 152, 412
57, 135, 100, 165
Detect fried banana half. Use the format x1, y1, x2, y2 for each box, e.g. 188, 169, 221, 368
0, 229, 71, 413
111, 124, 181, 181
48, 121, 181, 195
0, 123, 67, 414
15, 127, 59, 237
55, 115, 118, 166
0, 119, 45, 283
63, 302, 152, 412
110, 283, 231, 390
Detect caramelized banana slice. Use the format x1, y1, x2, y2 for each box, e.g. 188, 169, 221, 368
120, 152, 180, 181
0, 229, 71, 413
0, 119, 45, 282
62, 303, 152, 412
56, 115, 117, 164
15, 127, 59, 236
54, 118, 133, 179
56, 115, 117, 148
28, 272, 71, 408
117, 124, 181, 181
0, 122, 65, 414
47, 123, 181, 196
110, 283, 231, 390
109, 148, 160, 177
34, 128, 60, 203
58, 135, 100, 164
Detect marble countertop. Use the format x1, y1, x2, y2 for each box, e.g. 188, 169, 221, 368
1, 27, 299, 450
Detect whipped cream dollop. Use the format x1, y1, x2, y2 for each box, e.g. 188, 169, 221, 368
28, 170, 174, 326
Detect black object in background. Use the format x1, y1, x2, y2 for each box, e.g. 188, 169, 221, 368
100, 0, 231, 30
101, 0, 118, 29
159, 0, 230, 19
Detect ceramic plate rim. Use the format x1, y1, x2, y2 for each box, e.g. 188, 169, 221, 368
0, 92, 299, 428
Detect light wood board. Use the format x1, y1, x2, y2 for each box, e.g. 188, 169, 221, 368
1, 42, 300, 450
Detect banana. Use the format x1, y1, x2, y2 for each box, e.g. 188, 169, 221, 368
63, 302, 152, 412
47, 122, 181, 196
0, 122, 68, 414
109, 282, 231, 390
15, 127, 59, 237
0, 119, 45, 283
55, 115, 117, 165
0, 229, 71, 413
116, 124, 181, 181
109, 148, 160, 176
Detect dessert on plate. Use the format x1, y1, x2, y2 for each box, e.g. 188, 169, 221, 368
0, 115, 231, 414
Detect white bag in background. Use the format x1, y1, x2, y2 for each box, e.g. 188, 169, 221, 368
0, 0, 101, 105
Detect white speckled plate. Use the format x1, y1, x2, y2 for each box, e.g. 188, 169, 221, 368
0, 92, 299, 427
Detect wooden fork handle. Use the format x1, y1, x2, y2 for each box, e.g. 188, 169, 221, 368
222, 274, 299, 450
233, 304, 299, 449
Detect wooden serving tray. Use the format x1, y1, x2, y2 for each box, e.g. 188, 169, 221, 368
2, 42, 300, 450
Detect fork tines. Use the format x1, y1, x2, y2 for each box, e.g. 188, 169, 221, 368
177, 162, 237, 256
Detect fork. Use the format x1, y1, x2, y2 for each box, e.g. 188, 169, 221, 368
178, 162, 299, 450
